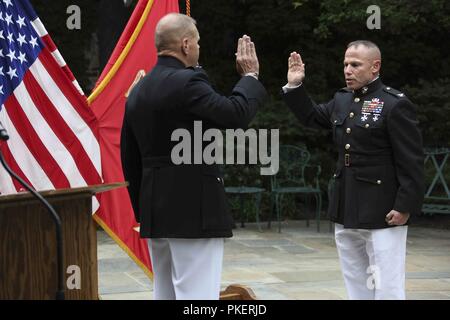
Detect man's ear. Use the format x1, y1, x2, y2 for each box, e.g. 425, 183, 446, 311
181, 38, 189, 55
372, 60, 381, 74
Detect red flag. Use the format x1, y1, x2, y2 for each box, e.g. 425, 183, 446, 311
88, 0, 179, 278
0, 1, 102, 204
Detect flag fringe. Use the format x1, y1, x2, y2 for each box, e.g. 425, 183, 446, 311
93, 213, 154, 280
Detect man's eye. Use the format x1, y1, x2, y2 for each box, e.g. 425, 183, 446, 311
351, 63, 359, 67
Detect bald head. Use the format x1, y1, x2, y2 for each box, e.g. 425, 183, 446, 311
155, 13, 198, 53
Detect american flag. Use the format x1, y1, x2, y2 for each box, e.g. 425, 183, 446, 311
0, 0, 102, 210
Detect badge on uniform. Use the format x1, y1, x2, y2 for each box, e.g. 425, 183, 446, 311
361, 98, 384, 122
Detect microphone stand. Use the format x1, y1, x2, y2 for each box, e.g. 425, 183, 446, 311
0, 130, 65, 300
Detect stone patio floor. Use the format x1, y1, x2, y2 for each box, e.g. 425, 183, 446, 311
97, 220, 450, 300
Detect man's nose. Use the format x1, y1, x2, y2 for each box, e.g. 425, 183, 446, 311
344, 66, 352, 75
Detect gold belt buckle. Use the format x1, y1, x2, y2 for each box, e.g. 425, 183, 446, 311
345, 154, 350, 167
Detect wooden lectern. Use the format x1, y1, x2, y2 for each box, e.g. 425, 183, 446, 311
0, 183, 126, 300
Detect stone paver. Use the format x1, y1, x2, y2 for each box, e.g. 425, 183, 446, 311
98, 220, 450, 300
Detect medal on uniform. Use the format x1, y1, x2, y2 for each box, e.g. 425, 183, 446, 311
362, 98, 384, 122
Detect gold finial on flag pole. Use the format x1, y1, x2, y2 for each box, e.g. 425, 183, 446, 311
186, 0, 191, 17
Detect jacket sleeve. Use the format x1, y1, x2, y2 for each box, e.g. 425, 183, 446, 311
387, 99, 425, 216
184, 71, 267, 129
282, 84, 335, 130
120, 107, 142, 223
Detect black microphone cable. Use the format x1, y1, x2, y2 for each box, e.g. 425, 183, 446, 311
0, 125, 65, 300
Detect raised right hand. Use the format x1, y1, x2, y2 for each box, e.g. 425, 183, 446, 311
236, 35, 259, 76
287, 51, 305, 86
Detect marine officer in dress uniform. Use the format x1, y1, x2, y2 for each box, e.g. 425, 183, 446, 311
282, 40, 424, 299
121, 13, 267, 300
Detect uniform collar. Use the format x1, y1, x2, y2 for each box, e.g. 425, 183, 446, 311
353, 77, 383, 97
156, 55, 187, 69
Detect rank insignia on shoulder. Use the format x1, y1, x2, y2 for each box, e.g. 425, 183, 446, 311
383, 86, 405, 98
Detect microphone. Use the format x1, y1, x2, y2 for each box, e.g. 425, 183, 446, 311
0, 121, 9, 141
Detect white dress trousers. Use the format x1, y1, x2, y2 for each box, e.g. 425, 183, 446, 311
147, 238, 224, 300
334, 223, 408, 300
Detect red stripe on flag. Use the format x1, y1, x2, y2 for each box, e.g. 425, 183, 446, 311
0, 141, 35, 192
41, 35, 57, 52
61, 65, 75, 81
22, 72, 102, 186
4, 95, 70, 189
41, 35, 81, 87
37, 50, 98, 136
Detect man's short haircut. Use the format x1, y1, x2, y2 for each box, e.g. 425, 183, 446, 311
347, 40, 379, 50
155, 13, 197, 52
347, 40, 381, 59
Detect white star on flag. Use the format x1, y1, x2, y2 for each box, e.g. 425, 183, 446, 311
17, 33, 27, 46
7, 32, 15, 44
6, 49, 17, 62
3, 0, 13, 9
17, 52, 27, 64
6, 66, 18, 79
0, 0, 101, 220
4, 13, 13, 26
29, 35, 38, 48
16, 15, 26, 28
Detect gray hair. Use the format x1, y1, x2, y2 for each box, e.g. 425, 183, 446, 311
155, 13, 197, 52
347, 40, 381, 59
